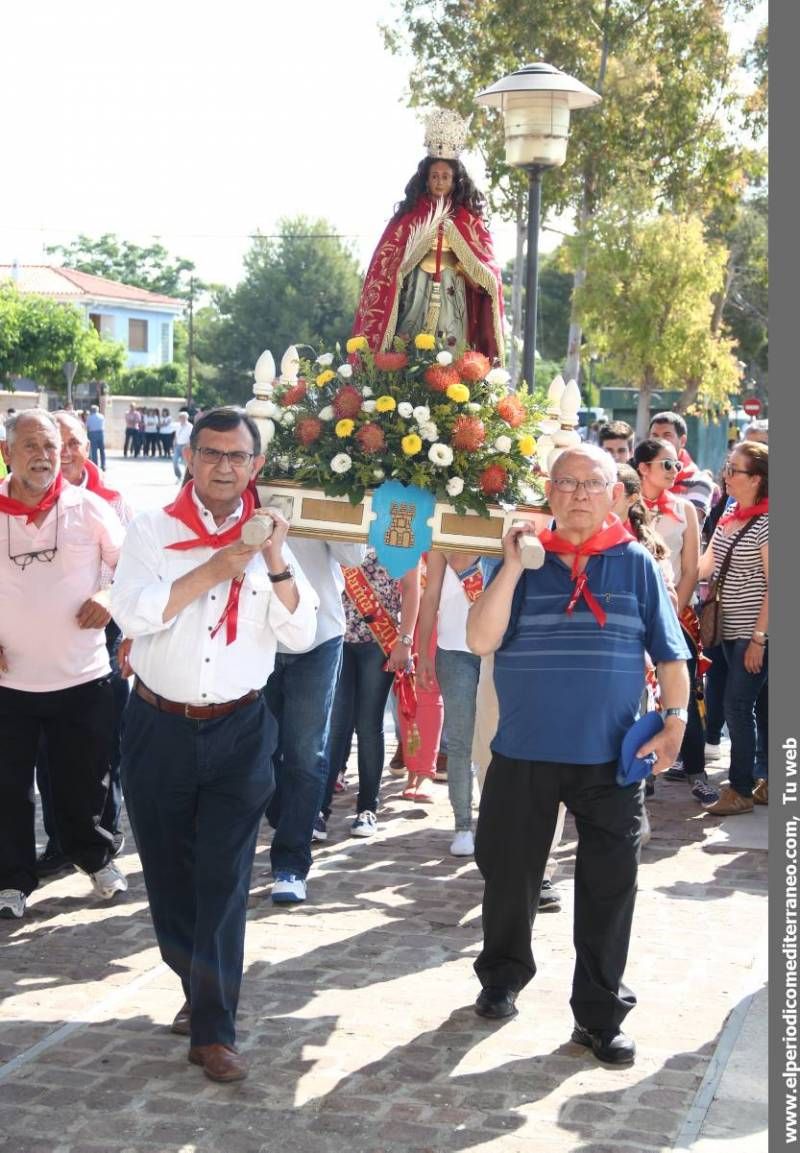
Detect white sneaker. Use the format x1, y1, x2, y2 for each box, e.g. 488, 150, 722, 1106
450, 830, 475, 857
350, 811, 378, 838
705, 742, 722, 762
89, 862, 128, 900
640, 806, 652, 847
0, 889, 26, 919
272, 872, 307, 903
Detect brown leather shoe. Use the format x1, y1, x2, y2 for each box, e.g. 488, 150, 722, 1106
170, 1001, 191, 1036
188, 1043, 248, 1082
753, 778, 768, 805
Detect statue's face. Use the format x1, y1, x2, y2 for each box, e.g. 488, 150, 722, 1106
427, 161, 454, 200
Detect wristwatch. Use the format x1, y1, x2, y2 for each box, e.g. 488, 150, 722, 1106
268, 566, 294, 584
752, 630, 767, 645
399, 633, 413, 646
664, 707, 689, 724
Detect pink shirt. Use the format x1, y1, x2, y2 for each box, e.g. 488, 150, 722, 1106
0, 480, 125, 691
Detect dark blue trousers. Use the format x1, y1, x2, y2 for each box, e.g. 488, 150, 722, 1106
121, 691, 276, 1047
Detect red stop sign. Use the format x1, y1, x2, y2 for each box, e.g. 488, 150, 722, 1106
743, 397, 762, 417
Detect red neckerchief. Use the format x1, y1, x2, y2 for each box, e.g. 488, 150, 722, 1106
718, 498, 769, 528
537, 514, 635, 627
82, 459, 121, 504
643, 489, 682, 521
673, 450, 697, 489
0, 472, 64, 524
164, 481, 256, 644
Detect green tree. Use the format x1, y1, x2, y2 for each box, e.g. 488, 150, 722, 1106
567, 211, 741, 436
45, 233, 198, 299
383, 0, 763, 381
202, 217, 362, 404
0, 284, 126, 390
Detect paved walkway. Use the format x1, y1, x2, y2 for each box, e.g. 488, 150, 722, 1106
0, 454, 769, 1152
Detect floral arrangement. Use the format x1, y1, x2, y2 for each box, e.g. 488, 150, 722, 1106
260, 335, 546, 515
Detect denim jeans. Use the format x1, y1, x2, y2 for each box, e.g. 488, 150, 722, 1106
265, 635, 343, 878
680, 652, 705, 778
325, 641, 394, 816
435, 647, 480, 831
88, 430, 105, 470
704, 644, 727, 744
173, 439, 186, 479
722, 639, 769, 797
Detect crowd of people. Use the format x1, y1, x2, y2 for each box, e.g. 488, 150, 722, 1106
0, 106, 769, 1087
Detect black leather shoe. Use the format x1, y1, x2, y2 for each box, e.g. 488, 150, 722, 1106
475, 987, 518, 1019
572, 1022, 636, 1066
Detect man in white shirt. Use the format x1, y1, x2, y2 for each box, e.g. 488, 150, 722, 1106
0, 411, 127, 921
85, 404, 106, 470
172, 410, 192, 480
111, 407, 319, 1084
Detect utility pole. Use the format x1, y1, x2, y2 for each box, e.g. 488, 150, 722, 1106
187, 275, 194, 405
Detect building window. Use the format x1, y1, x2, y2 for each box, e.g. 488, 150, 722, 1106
161, 322, 170, 363
89, 313, 102, 333
129, 318, 148, 352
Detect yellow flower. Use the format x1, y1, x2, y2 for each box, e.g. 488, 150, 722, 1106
414, 332, 436, 350
518, 434, 537, 456
335, 419, 355, 437
316, 369, 335, 386
401, 434, 423, 456
346, 336, 368, 354
446, 383, 470, 403
375, 395, 396, 413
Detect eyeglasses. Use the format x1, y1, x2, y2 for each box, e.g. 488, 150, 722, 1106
551, 477, 610, 495
724, 464, 754, 477
657, 459, 680, 473
7, 511, 59, 569
194, 447, 254, 468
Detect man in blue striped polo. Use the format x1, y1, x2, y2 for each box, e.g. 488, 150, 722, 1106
467, 444, 690, 1066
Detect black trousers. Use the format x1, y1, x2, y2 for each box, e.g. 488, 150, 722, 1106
0, 677, 115, 894
474, 753, 643, 1031
121, 691, 276, 1047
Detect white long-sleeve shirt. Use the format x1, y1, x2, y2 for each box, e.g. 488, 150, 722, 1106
111, 493, 319, 704
278, 539, 366, 652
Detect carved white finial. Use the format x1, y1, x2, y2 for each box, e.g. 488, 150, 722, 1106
280, 346, 300, 384
560, 379, 581, 423
254, 350, 276, 387
547, 375, 565, 409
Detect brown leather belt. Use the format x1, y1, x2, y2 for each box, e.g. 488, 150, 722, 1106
134, 677, 259, 720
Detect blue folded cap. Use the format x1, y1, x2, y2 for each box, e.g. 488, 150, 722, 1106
617, 711, 664, 787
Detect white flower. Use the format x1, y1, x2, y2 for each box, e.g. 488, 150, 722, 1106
428, 443, 454, 467
316, 352, 334, 367
331, 453, 352, 474
412, 405, 430, 423
373, 468, 385, 480
261, 418, 276, 444
465, 402, 481, 413
276, 454, 290, 470
337, 363, 353, 378
486, 367, 511, 387
436, 351, 453, 365
495, 435, 512, 453
419, 421, 439, 442
446, 476, 464, 497
281, 412, 295, 426
398, 402, 414, 418
363, 400, 377, 413
318, 405, 334, 421
362, 386, 373, 397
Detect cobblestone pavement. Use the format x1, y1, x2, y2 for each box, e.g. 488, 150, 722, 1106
0, 753, 767, 1153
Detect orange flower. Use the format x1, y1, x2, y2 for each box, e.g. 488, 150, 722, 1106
332, 385, 363, 418
295, 417, 322, 446
496, 393, 526, 428
452, 415, 486, 452
479, 463, 508, 496
279, 380, 307, 406
423, 364, 460, 393
455, 351, 491, 382
374, 351, 408, 371
356, 423, 386, 454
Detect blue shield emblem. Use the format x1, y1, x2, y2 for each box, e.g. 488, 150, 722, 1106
368, 481, 435, 577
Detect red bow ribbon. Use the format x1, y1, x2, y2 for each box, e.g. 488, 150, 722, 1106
537, 514, 635, 628
82, 460, 121, 504
164, 481, 256, 644
0, 472, 64, 523
643, 490, 682, 521
718, 498, 769, 528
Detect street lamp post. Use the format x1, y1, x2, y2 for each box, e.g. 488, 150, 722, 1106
476, 62, 601, 389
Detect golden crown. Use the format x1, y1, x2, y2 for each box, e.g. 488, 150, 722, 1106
424, 109, 468, 159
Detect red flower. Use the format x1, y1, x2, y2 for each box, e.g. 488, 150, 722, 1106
455, 351, 491, 382
295, 417, 322, 446
423, 364, 461, 393
332, 385, 363, 418
279, 380, 307, 406
496, 394, 526, 428
356, 422, 386, 454
373, 351, 408, 372
452, 415, 486, 452
479, 463, 508, 496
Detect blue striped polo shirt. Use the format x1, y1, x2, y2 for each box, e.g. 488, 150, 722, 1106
491, 541, 690, 765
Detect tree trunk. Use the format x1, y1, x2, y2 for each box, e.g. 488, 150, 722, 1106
509, 200, 526, 388
677, 253, 736, 413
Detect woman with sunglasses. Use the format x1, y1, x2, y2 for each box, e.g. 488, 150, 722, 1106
632, 439, 714, 803
697, 443, 769, 815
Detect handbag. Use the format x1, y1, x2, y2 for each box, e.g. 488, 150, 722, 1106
698, 516, 761, 648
